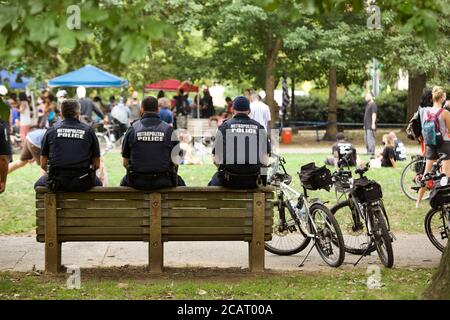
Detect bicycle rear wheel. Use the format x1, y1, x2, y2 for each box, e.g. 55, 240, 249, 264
265, 199, 311, 256
424, 207, 449, 252
370, 206, 394, 268
310, 203, 345, 268
401, 158, 429, 201
331, 200, 376, 255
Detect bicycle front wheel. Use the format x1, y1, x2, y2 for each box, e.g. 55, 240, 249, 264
331, 200, 375, 255
310, 203, 345, 268
370, 206, 394, 268
401, 158, 429, 201
424, 207, 449, 252
265, 199, 311, 256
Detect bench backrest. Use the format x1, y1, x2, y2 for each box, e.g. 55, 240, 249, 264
36, 187, 274, 243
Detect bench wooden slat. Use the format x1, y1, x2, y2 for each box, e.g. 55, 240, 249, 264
162, 192, 254, 200
161, 209, 272, 218
37, 226, 148, 235
163, 200, 251, 209
36, 208, 148, 218
57, 218, 148, 227
36, 186, 274, 194
161, 227, 271, 235
162, 218, 251, 227
36, 234, 272, 242
37, 217, 273, 229
56, 193, 148, 200
36, 200, 150, 209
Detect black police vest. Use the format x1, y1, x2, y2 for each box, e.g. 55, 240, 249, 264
50, 120, 92, 169
129, 119, 172, 173
219, 117, 264, 174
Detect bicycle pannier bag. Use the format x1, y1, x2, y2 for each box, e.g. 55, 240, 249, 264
429, 184, 450, 209
353, 178, 383, 203
299, 162, 332, 191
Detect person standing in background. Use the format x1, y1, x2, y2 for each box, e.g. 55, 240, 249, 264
225, 97, 233, 115
110, 97, 131, 140
249, 92, 271, 131
77, 86, 104, 124
364, 92, 377, 156
0, 86, 11, 130
0, 86, 12, 162
157, 90, 165, 99
158, 97, 174, 126
127, 91, 141, 121
0, 121, 11, 193
200, 88, 214, 119
175, 88, 189, 129
18, 92, 31, 145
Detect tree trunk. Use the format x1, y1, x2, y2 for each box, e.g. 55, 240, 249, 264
324, 67, 338, 140
407, 73, 426, 122
423, 243, 450, 299
264, 37, 282, 129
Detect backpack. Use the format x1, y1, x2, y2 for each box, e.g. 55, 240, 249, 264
422, 109, 444, 147
406, 110, 422, 141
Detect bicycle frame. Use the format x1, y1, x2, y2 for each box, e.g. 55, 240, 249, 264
278, 181, 322, 239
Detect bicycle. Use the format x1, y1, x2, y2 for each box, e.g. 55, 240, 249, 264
401, 155, 431, 201
421, 153, 449, 252
264, 155, 345, 268
330, 153, 394, 268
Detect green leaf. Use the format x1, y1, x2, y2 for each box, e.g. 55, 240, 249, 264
30, 1, 44, 15
119, 35, 148, 64
58, 28, 77, 51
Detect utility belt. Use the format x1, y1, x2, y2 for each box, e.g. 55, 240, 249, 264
47, 165, 96, 192
218, 166, 267, 188
127, 165, 178, 188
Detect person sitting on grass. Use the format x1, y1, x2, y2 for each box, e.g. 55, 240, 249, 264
325, 132, 356, 168
378, 134, 397, 168
389, 131, 406, 161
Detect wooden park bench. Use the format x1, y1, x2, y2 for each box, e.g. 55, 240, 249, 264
35, 187, 274, 274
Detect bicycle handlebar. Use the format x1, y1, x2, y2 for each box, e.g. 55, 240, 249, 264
420, 153, 448, 186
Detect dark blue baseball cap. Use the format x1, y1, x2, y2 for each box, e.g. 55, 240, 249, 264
232, 96, 250, 111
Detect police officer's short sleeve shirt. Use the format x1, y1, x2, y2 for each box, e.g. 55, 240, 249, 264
41, 118, 100, 167
212, 114, 271, 172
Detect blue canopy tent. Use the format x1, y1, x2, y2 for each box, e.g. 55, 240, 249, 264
0, 70, 32, 89
47, 64, 128, 88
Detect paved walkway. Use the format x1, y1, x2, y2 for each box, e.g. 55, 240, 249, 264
0, 234, 441, 272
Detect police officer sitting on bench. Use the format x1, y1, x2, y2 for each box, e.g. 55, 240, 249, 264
208, 96, 270, 188
120, 96, 185, 190
35, 99, 102, 191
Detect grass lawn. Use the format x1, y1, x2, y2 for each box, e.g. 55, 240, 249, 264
0, 150, 426, 234
0, 267, 433, 300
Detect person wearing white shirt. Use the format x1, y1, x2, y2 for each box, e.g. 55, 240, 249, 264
249, 92, 271, 131
110, 97, 131, 140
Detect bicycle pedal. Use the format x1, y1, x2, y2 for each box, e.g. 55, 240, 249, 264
390, 233, 396, 242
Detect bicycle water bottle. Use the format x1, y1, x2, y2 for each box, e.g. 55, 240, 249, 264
298, 205, 307, 223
